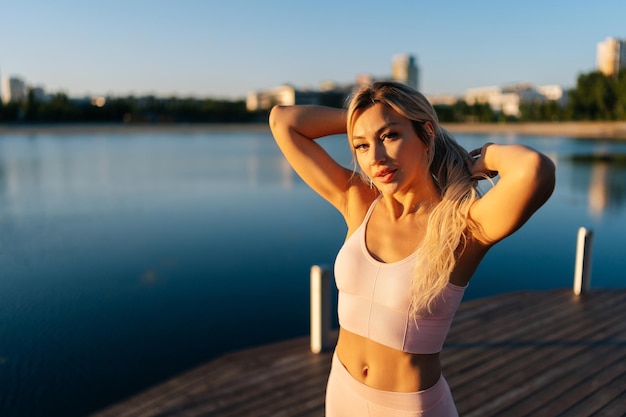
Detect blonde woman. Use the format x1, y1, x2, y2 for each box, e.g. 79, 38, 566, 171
269, 81, 555, 417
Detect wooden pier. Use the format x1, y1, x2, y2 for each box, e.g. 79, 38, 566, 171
91, 289, 626, 417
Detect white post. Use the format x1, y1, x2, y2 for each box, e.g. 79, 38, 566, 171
574, 227, 593, 295
310, 265, 331, 354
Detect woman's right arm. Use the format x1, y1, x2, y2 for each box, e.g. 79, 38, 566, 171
269, 105, 356, 211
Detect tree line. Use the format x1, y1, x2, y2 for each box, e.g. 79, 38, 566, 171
0, 93, 260, 124
1, 69, 626, 124
435, 69, 626, 123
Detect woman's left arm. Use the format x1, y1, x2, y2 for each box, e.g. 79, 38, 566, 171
467, 143, 556, 245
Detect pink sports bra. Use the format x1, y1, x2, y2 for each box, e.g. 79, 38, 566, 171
334, 196, 466, 354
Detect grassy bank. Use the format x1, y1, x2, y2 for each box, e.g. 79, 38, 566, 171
2, 121, 626, 139
443, 121, 626, 140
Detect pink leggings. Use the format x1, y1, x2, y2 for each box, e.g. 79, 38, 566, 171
325, 352, 458, 417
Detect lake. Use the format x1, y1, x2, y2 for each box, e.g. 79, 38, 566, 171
0, 126, 625, 417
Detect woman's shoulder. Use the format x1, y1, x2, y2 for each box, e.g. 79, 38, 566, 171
343, 185, 379, 232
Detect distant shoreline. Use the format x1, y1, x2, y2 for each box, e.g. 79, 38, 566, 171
443, 121, 626, 140
2, 121, 626, 139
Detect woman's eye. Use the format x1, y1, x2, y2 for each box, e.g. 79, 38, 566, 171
381, 132, 397, 141
354, 143, 368, 151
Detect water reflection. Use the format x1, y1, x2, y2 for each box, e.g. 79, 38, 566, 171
589, 162, 608, 218
0, 133, 307, 219
569, 154, 626, 218
2, 133, 626, 219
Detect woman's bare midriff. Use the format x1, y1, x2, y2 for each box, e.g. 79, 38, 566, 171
335, 327, 442, 392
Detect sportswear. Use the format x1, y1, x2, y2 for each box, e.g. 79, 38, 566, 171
334, 196, 466, 354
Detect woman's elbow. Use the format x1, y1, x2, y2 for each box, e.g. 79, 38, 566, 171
530, 152, 556, 202
509, 151, 555, 203
269, 105, 284, 131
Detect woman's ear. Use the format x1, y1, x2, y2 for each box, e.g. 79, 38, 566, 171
423, 121, 435, 139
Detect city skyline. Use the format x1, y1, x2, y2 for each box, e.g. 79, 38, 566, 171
1, 0, 625, 100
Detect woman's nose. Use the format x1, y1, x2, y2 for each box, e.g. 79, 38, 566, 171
371, 143, 387, 166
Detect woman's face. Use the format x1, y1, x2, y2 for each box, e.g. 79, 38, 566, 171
350, 103, 431, 194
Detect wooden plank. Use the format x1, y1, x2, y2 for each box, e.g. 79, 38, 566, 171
559, 361, 626, 417
449, 292, 626, 416
90, 290, 626, 417
444, 291, 581, 375
446, 294, 606, 389
592, 390, 626, 417
452, 291, 626, 417
92, 335, 335, 417
528, 349, 626, 417
500, 321, 626, 416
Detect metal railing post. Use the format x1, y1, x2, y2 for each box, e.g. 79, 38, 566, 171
574, 227, 593, 295
310, 265, 331, 354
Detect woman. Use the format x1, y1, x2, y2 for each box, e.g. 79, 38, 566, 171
269, 81, 555, 417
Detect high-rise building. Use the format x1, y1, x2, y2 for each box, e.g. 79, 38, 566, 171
2, 76, 27, 104
596, 37, 626, 77
392, 54, 419, 90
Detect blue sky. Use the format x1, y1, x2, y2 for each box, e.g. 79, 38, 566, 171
1, 0, 625, 99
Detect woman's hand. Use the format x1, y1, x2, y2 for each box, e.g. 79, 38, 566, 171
466, 143, 498, 180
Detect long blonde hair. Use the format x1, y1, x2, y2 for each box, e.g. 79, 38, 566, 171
346, 81, 481, 315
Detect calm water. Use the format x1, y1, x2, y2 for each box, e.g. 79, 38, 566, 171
0, 127, 625, 417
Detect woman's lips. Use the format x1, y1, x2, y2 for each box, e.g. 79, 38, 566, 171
375, 169, 397, 183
